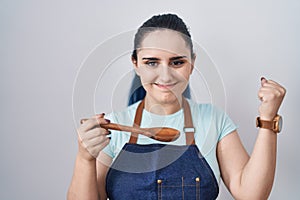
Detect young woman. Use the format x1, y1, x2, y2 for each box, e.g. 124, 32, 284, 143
68, 14, 286, 200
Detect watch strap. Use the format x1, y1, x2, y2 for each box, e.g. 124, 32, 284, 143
256, 117, 275, 130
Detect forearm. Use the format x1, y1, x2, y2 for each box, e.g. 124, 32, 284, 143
67, 155, 99, 200
237, 129, 277, 199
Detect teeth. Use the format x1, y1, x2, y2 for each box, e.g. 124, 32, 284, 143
155, 83, 175, 86
154, 83, 176, 88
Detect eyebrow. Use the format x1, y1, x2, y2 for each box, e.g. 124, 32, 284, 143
142, 56, 187, 61
169, 56, 187, 61
142, 57, 160, 61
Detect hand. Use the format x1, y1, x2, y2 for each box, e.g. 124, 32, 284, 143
258, 77, 286, 120
77, 113, 111, 161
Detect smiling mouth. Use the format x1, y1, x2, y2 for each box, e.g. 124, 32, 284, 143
154, 83, 177, 89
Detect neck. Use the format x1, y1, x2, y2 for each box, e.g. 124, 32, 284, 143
144, 95, 183, 115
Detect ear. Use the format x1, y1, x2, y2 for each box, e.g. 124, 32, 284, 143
190, 54, 196, 74
131, 56, 140, 76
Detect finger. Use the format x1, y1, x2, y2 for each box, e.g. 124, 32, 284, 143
95, 117, 111, 126
94, 141, 110, 154
266, 79, 280, 86
260, 77, 285, 92
94, 138, 110, 151
88, 128, 111, 138
87, 139, 110, 157
258, 87, 283, 103
259, 77, 285, 97
260, 85, 282, 94
95, 113, 105, 118
261, 81, 278, 90
264, 80, 286, 94
80, 113, 105, 125
80, 117, 110, 132
258, 87, 271, 101
79, 118, 100, 132
80, 127, 110, 140
261, 85, 285, 99
80, 118, 88, 124
87, 135, 109, 147
262, 79, 280, 88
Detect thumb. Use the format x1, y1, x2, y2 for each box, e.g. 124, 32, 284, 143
261, 77, 267, 86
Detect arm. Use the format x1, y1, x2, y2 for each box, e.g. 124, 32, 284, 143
96, 151, 112, 200
217, 78, 286, 199
67, 150, 99, 200
67, 114, 110, 200
218, 129, 277, 199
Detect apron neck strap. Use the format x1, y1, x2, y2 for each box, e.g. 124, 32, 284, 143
128, 98, 195, 145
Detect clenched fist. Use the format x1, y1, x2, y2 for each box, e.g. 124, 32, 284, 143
258, 77, 286, 121
77, 113, 111, 161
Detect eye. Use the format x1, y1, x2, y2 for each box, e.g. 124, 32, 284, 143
170, 60, 185, 67
145, 61, 158, 67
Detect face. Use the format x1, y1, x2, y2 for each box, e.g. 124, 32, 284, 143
133, 30, 195, 105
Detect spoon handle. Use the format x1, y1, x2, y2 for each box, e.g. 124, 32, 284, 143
100, 123, 153, 137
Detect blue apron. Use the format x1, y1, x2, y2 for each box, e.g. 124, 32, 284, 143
106, 99, 219, 199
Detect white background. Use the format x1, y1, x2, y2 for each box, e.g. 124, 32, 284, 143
1, 0, 299, 199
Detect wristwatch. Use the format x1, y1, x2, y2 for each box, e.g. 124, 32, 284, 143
256, 115, 283, 133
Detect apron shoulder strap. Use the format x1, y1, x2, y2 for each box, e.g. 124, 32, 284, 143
128, 100, 144, 144
128, 98, 195, 145
183, 98, 195, 145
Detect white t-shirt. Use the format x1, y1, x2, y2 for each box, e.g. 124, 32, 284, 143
102, 99, 237, 183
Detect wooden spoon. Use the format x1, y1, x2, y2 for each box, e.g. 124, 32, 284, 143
80, 119, 180, 142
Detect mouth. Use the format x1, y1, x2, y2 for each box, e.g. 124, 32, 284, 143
153, 82, 177, 89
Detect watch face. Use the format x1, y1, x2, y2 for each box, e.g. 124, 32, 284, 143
278, 117, 283, 133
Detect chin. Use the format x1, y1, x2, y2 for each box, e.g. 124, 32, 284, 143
144, 84, 185, 104
154, 92, 181, 104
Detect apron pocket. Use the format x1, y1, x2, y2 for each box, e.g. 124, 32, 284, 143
157, 176, 200, 200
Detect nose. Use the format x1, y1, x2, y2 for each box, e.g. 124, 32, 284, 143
158, 64, 173, 83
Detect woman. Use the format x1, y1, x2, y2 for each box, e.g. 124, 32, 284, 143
68, 14, 286, 199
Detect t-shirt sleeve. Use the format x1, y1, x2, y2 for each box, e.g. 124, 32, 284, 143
214, 106, 238, 141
